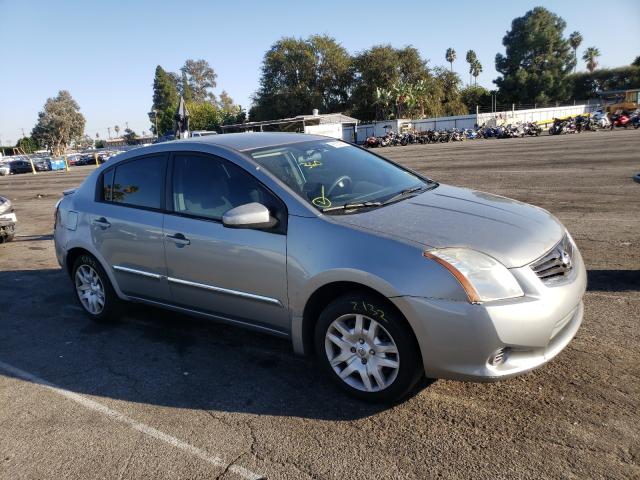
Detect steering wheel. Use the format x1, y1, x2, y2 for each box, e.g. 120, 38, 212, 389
327, 175, 352, 196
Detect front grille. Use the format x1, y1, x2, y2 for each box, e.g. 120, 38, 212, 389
530, 235, 574, 283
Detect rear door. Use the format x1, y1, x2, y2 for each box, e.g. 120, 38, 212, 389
163, 151, 289, 333
90, 154, 171, 301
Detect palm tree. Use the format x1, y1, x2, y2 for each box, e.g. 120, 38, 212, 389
465, 50, 477, 86
582, 47, 601, 73
114, 125, 120, 138
569, 31, 583, 73
391, 82, 413, 119
445, 48, 456, 72
413, 79, 434, 118
374, 87, 392, 120
471, 60, 482, 86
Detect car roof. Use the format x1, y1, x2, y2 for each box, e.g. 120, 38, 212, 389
176, 132, 330, 152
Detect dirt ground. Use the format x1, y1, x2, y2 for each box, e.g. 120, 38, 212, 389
0, 129, 638, 479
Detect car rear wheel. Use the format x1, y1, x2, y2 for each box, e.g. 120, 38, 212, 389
315, 293, 423, 403
72, 254, 121, 322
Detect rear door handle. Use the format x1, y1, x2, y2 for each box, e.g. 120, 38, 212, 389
92, 217, 111, 229
166, 233, 190, 246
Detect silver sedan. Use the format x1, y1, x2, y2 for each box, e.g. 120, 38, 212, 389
54, 133, 585, 402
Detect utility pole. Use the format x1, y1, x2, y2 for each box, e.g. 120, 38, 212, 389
108, 127, 111, 139
125, 121, 129, 130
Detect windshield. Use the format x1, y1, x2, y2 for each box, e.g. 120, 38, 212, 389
248, 139, 433, 212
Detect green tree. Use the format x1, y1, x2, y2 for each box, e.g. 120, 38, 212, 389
583, 47, 601, 73
186, 101, 223, 131
31, 90, 85, 155
123, 128, 137, 145
15, 136, 38, 153
114, 125, 120, 137
250, 35, 352, 121
465, 50, 477, 85
218, 90, 236, 113
412, 77, 443, 118
460, 85, 491, 112
181, 59, 217, 103
434, 68, 467, 116
351, 45, 430, 121
148, 65, 179, 135
569, 31, 583, 73
494, 7, 575, 104
568, 65, 640, 99
180, 71, 193, 102
632, 56, 640, 67
445, 48, 456, 72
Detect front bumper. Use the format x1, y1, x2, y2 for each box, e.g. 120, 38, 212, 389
0, 212, 16, 241
392, 247, 587, 381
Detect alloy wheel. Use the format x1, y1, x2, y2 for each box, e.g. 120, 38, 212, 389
75, 264, 105, 315
324, 313, 400, 392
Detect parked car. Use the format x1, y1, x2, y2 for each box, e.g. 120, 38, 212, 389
33, 157, 52, 171
8, 159, 33, 174
54, 133, 586, 402
0, 195, 16, 242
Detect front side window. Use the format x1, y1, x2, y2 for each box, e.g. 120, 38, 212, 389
248, 140, 434, 212
171, 153, 277, 221
109, 155, 166, 209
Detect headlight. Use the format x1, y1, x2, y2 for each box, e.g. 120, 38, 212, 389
423, 248, 524, 303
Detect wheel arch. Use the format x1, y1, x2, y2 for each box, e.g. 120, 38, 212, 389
299, 281, 420, 362
63, 244, 127, 299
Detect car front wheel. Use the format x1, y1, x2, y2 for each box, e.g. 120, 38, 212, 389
315, 293, 423, 403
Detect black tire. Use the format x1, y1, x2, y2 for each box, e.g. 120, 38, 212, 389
314, 292, 423, 403
72, 253, 122, 322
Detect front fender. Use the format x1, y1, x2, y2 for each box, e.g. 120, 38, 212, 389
287, 215, 468, 354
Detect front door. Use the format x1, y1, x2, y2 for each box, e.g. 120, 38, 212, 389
163, 152, 289, 333
91, 154, 171, 301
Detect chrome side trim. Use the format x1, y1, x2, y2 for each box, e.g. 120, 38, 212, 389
113, 265, 163, 280
167, 276, 283, 307
127, 296, 289, 337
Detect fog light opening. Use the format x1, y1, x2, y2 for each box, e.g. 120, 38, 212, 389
489, 347, 510, 366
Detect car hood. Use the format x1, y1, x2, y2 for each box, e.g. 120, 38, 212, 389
330, 184, 564, 268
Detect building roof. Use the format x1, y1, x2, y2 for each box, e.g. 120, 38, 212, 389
220, 112, 358, 132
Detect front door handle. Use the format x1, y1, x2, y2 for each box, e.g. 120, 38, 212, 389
166, 233, 190, 246
92, 217, 111, 229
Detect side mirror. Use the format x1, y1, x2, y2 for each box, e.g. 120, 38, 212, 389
222, 202, 277, 229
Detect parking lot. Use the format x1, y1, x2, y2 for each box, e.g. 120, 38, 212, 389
0, 130, 638, 479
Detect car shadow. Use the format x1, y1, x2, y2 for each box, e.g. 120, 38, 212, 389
587, 269, 640, 292
0, 268, 424, 420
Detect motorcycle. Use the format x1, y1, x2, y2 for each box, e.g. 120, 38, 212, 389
363, 136, 380, 148
591, 111, 611, 129
610, 110, 631, 129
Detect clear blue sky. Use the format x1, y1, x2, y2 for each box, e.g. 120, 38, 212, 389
0, 0, 638, 145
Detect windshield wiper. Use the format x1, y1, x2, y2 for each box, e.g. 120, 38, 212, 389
321, 201, 382, 213
381, 185, 428, 206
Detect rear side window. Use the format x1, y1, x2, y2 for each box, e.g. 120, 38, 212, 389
109, 155, 166, 209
